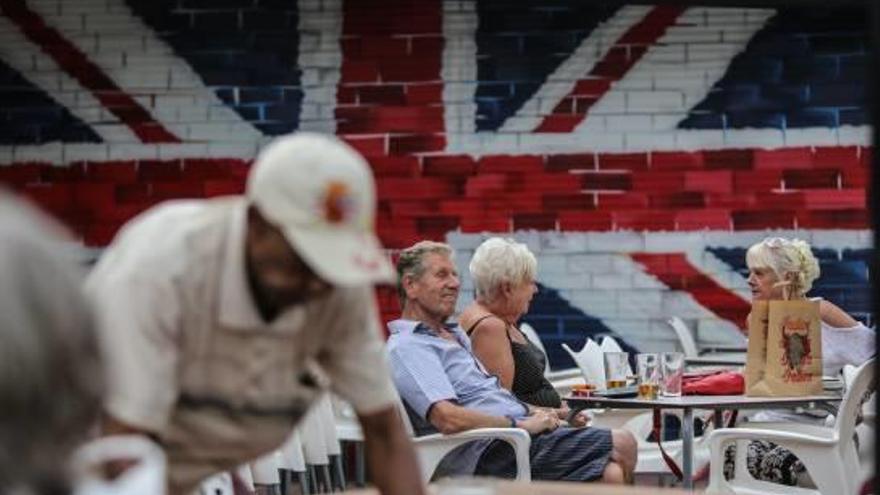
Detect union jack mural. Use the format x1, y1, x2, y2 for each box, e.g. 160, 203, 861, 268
0, 0, 871, 367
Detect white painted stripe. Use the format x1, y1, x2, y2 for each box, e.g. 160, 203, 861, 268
23, 0, 262, 142
575, 7, 774, 132
0, 14, 137, 143
502, 6, 652, 133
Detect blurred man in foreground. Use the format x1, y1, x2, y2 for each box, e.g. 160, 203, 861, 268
86, 133, 424, 494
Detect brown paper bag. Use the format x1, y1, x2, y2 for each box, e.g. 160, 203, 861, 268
745, 299, 823, 396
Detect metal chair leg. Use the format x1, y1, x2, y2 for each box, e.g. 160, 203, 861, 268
330, 455, 346, 491
354, 442, 365, 487
320, 465, 332, 492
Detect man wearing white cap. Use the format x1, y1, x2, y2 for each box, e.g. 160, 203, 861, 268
85, 133, 425, 494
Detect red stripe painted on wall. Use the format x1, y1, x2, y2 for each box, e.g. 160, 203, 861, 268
336, 0, 445, 154
630, 252, 751, 331
534, 5, 687, 133
0, 0, 180, 143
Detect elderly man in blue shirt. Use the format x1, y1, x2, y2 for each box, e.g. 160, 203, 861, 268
387, 240, 637, 484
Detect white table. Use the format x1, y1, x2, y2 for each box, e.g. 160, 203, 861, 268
565, 393, 841, 490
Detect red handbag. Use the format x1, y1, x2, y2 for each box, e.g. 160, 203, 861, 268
682, 370, 745, 395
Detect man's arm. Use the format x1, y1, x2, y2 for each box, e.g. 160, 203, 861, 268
428, 400, 558, 435
358, 406, 427, 495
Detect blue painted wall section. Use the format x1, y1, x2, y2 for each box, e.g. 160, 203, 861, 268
0, 60, 101, 144
680, 7, 868, 130
127, 0, 303, 135
474, 0, 617, 131
523, 283, 639, 370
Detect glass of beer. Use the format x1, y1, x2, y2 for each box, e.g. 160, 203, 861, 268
603, 352, 629, 389
636, 353, 660, 400
661, 352, 685, 397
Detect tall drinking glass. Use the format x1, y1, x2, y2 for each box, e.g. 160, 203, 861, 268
636, 353, 660, 399
603, 352, 629, 390
661, 352, 684, 397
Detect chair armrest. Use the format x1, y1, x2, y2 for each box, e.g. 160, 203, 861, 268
412, 428, 531, 481
545, 368, 582, 381
708, 426, 837, 452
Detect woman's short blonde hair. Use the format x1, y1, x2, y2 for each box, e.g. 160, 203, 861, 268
469, 237, 537, 302
745, 237, 821, 297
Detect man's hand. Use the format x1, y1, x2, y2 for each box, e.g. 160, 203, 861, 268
516, 409, 561, 434
554, 405, 590, 427
358, 406, 427, 495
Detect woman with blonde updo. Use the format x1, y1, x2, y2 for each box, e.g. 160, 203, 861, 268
745, 236, 873, 376
725, 236, 875, 486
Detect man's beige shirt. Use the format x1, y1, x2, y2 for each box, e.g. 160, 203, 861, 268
85, 198, 397, 494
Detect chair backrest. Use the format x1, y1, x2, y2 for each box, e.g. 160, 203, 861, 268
250, 451, 281, 485
235, 464, 254, 491
561, 339, 605, 389
835, 358, 875, 442
298, 400, 330, 465
519, 322, 548, 374
280, 431, 307, 472
667, 317, 699, 358
316, 395, 342, 456
395, 394, 417, 436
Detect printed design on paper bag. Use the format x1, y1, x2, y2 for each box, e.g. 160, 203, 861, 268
778, 317, 814, 382
322, 181, 354, 224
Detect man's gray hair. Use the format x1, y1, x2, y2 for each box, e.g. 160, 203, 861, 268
395, 240, 454, 307
469, 237, 537, 302
0, 193, 103, 493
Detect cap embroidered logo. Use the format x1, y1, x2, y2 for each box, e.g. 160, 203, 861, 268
322, 180, 353, 224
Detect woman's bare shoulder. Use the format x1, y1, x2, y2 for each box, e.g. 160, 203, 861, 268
465, 313, 507, 340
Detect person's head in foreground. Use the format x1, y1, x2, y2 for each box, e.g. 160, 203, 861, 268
396, 240, 460, 324
469, 237, 538, 323
745, 237, 821, 301
245, 132, 394, 318
0, 193, 102, 494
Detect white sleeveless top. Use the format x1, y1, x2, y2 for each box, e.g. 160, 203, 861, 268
821, 319, 875, 376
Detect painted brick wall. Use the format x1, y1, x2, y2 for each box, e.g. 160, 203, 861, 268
0, 0, 872, 365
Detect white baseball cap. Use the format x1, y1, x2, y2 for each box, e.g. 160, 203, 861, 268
246, 132, 395, 286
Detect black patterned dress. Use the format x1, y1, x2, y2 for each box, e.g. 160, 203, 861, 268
465, 315, 561, 408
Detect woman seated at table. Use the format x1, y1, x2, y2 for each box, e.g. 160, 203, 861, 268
725, 236, 875, 486
458, 237, 586, 426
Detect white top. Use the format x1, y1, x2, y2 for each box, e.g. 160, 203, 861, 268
821, 319, 875, 377
85, 198, 397, 494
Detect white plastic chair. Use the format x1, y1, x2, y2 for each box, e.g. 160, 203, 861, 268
298, 400, 332, 493
234, 464, 254, 492
70, 435, 166, 495
396, 397, 531, 482
315, 395, 347, 491
279, 431, 309, 495
330, 395, 366, 486
667, 317, 700, 358
519, 322, 580, 382
198, 472, 233, 495
707, 358, 875, 495
250, 450, 282, 492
